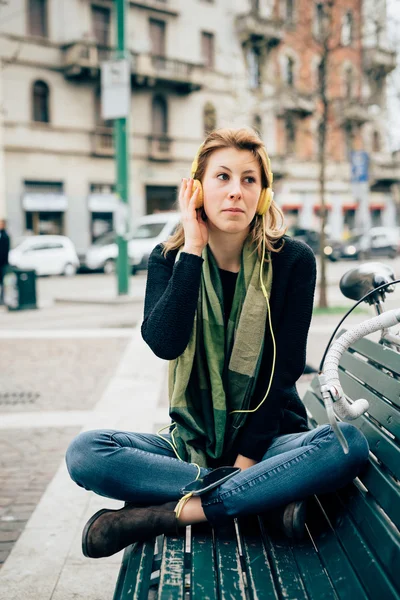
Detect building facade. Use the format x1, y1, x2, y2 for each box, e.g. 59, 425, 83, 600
0, 0, 398, 256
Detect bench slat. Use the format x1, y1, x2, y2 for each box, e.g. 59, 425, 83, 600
305, 498, 368, 599
157, 533, 185, 600
214, 522, 247, 600
237, 516, 278, 599
340, 350, 400, 410
359, 459, 400, 531
346, 335, 400, 378
290, 537, 338, 598
305, 385, 400, 480
339, 359, 400, 433
112, 541, 154, 600
315, 494, 400, 600
259, 520, 309, 599
191, 523, 218, 600
339, 485, 400, 592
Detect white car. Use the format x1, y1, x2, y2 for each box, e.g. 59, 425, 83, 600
84, 212, 181, 274
9, 235, 80, 276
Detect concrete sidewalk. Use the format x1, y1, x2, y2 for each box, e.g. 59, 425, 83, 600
0, 325, 170, 600
0, 298, 396, 599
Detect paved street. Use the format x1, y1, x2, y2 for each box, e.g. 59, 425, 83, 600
0, 255, 398, 591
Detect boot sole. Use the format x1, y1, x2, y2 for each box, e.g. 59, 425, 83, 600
82, 508, 114, 558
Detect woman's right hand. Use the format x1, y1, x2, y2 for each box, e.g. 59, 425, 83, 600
179, 178, 209, 255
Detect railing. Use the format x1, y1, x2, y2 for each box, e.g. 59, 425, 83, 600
235, 13, 284, 45
334, 98, 371, 125
131, 52, 203, 91
276, 86, 316, 116
62, 41, 115, 76
92, 127, 114, 156
129, 0, 179, 15
147, 135, 172, 161
364, 46, 397, 74
370, 152, 400, 183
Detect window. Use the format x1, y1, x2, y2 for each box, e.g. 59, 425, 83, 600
341, 11, 353, 46
286, 0, 295, 26
201, 32, 215, 69
253, 114, 262, 136
285, 115, 296, 153
372, 130, 381, 152
251, 0, 260, 11
286, 56, 295, 87
247, 46, 262, 89
91, 5, 111, 46
203, 102, 217, 135
28, 0, 48, 37
317, 59, 325, 93
344, 123, 355, 156
314, 3, 325, 40
152, 95, 168, 136
344, 66, 353, 99
150, 19, 166, 56
32, 80, 50, 123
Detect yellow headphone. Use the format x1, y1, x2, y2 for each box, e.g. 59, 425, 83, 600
190, 144, 275, 216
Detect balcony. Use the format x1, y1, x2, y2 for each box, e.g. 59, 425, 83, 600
334, 99, 371, 126
364, 46, 397, 75
370, 152, 400, 186
92, 127, 114, 157
131, 53, 203, 93
62, 41, 114, 79
235, 13, 284, 47
129, 0, 179, 16
275, 86, 316, 117
147, 135, 173, 161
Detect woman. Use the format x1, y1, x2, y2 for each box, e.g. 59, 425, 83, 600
66, 128, 369, 559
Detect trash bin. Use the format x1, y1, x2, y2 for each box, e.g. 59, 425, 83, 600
3, 267, 37, 311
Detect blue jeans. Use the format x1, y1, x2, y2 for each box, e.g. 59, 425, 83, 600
66, 423, 369, 526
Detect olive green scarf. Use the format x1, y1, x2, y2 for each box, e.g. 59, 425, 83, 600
168, 239, 273, 468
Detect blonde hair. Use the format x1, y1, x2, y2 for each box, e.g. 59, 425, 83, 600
162, 127, 287, 258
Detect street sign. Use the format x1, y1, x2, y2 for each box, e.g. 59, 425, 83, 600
101, 58, 130, 120
350, 151, 369, 183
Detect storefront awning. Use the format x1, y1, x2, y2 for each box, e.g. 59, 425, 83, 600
88, 193, 118, 213
23, 193, 68, 212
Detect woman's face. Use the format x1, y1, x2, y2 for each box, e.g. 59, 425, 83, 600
202, 148, 262, 234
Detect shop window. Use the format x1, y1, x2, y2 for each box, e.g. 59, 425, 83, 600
343, 209, 356, 231
32, 80, 50, 123
371, 208, 382, 227
28, 0, 48, 38
203, 102, 217, 135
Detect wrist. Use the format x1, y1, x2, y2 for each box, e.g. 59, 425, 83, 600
182, 245, 204, 257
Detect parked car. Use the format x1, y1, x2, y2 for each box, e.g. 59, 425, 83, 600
288, 227, 320, 254
324, 227, 400, 261
84, 212, 181, 274
8, 235, 80, 276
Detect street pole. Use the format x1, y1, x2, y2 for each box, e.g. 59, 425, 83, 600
0, 59, 6, 219
115, 0, 129, 295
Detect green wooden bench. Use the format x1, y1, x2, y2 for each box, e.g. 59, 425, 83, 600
113, 334, 400, 599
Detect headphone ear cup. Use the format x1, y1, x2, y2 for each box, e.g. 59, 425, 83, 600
257, 188, 273, 215
192, 179, 204, 208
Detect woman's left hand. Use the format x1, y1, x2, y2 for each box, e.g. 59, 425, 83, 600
234, 454, 258, 470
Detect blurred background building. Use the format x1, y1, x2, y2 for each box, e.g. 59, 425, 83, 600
0, 0, 399, 256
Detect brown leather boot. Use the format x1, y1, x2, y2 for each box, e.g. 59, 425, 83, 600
82, 501, 181, 559
264, 499, 307, 540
